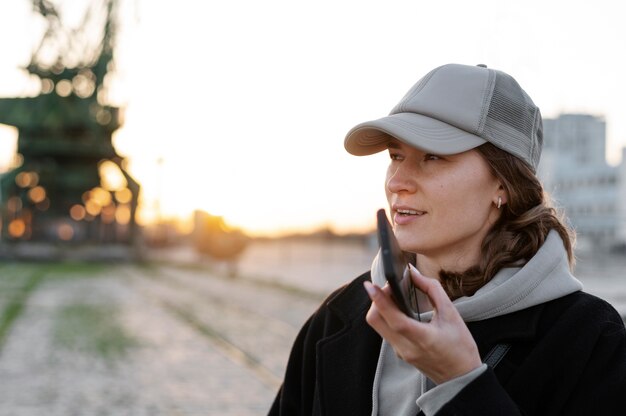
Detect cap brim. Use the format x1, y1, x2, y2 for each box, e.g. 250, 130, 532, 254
344, 112, 487, 156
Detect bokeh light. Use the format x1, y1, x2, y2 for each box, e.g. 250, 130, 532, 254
99, 160, 128, 191
8, 219, 26, 238
70, 204, 86, 221
55, 79, 72, 97
115, 188, 132, 204
7, 196, 22, 213
85, 200, 102, 216
115, 204, 131, 225
57, 223, 74, 241
15, 171, 39, 188
27, 186, 46, 204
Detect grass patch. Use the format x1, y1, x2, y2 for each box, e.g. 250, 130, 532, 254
0, 261, 108, 283
41, 261, 109, 279
52, 303, 139, 362
0, 269, 46, 350
0, 262, 128, 354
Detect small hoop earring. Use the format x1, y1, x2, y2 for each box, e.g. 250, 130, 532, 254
497, 196, 502, 209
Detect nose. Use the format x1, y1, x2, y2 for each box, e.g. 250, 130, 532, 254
386, 162, 418, 195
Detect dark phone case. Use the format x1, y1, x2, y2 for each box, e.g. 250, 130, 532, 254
376, 209, 420, 321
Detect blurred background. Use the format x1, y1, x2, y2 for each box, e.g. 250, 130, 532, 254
0, 0, 624, 414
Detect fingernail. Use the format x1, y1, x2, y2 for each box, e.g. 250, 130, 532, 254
363, 281, 377, 297
409, 264, 420, 274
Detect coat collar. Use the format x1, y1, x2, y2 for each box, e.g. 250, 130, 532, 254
326, 272, 373, 322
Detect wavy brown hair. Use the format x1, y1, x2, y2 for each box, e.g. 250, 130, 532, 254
437, 143, 575, 300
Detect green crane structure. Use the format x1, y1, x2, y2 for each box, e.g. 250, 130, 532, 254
0, 0, 140, 258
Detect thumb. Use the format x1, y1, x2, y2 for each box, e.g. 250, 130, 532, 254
408, 264, 455, 318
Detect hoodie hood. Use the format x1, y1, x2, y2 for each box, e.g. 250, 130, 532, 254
370, 229, 583, 322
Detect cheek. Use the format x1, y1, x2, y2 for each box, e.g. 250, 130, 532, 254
435, 176, 494, 221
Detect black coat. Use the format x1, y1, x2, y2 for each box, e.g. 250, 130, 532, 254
269, 272, 626, 415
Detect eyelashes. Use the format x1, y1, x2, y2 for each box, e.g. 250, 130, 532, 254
388, 152, 442, 162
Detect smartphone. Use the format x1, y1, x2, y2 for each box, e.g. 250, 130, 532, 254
376, 209, 421, 321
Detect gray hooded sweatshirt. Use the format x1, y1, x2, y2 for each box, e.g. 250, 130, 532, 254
369, 230, 584, 416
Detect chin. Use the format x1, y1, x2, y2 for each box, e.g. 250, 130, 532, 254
395, 236, 424, 254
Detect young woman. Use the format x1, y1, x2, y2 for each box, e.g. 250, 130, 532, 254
269, 64, 626, 415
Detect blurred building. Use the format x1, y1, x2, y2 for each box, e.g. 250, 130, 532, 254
538, 114, 626, 251
0, 0, 140, 260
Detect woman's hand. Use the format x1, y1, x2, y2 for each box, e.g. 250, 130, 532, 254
364, 264, 482, 385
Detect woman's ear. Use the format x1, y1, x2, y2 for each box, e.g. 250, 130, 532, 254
494, 184, 508, 209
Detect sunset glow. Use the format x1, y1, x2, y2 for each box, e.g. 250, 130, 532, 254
1, 0, 626, 237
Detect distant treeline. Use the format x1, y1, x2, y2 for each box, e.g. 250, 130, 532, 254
252, 227, 375, 244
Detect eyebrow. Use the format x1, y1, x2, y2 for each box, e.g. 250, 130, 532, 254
386, 141, 401, 149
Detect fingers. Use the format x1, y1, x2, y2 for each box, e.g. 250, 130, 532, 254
364, 281, 438, 367
364, 281, 424, 338
363, 281, 405, 326
408, 264, 456, 320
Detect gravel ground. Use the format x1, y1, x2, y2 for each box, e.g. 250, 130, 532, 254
0, 263, 321, 416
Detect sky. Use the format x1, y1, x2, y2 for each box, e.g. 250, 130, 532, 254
1, 0, 625, 236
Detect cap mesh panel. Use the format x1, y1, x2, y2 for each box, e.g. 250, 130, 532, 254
483, 71, 541, 169
487, 75, 535, 137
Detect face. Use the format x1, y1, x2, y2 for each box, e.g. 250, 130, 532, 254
385, 140, 502, 266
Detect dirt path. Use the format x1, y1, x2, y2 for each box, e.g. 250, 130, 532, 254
0, 262, 322, 416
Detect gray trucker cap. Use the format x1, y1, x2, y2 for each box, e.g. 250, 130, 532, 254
344, 64, 543, 171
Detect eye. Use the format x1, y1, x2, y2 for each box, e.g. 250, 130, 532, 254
424, 154, 441, 161
389, 152, 403, 161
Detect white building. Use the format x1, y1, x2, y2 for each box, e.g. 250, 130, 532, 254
538, 114, 626, 251
618, 148, 626, 247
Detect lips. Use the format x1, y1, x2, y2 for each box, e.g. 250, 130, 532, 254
392, 205, 426, 225
396, 208, 425, 216
393, 205, 426, 216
